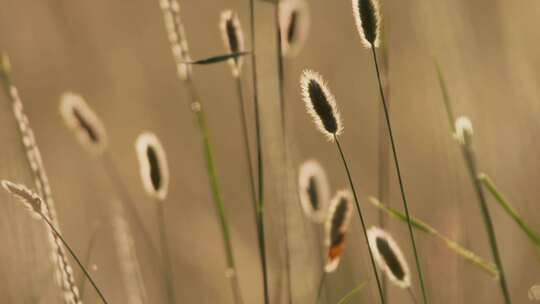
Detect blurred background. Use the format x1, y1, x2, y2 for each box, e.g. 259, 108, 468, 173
0, 0, 539, 303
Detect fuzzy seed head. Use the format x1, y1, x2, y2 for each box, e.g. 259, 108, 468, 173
60, 92, 108, 155
220, 10, 245, 77
135, 132, 169, 201
368, 226, 411, 288
454, 116, 474, 145
324, 190, 353, 272
279, 0, 310, 58
352, 0, 381, 48
2, 180, 43, 219
298, 159, 330, 223
300, 70, 343, 141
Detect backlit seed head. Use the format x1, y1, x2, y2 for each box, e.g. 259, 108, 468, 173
300, 70, 343, 141
367, 226, 411, 288
298, 159, 330, 223
135, 132, 169, 201
324, 190, 353, 272
60, 92, 108, 155
2, 180, 43, 219
352, 0, 381, 48
220, 10, 245, 77
454, 116, 474, 145
279, 0, 310, 58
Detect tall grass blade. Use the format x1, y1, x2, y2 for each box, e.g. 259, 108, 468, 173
368, 197, 498, 278
479, 173, 540, 250
185, 52, 250, 65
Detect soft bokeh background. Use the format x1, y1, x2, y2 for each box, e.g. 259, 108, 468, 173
0, 0, 539, 303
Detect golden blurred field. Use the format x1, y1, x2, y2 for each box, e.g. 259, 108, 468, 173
0, 0, 539, 303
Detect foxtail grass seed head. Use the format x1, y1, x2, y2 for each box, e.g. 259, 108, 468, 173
136, 132, 170, 201
279, 0, 310, 58
454, 116, 473, 145
220, 10, 245, 77
352, 0, 381, 48
2, 180, 43, 219
324, 190, 353, 273
298, 159, 330, 223
368, 226, 411, 288
60, 92, 107, 155
159, 0, 192, 81
300, 70, 343, 141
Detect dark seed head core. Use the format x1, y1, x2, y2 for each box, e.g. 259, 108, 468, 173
357, 0, 378, 45
146, 146, 162, 191
287, 11, 298, 44
225, 18, 239, 64
376, 236, 405, 280
307, 176, 319, 210
72, 108, 98, 143
330, 197, 348, 247
308, 80, 338, 134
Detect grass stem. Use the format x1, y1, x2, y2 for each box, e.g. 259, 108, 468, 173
335, 281, 367, 304
41, 215, 109, 304
186, 81, 245, 304
478, 173, 540, 249
156, 200, 177, 304
334, 135, 385, 303
370, 45, 428, 304
460, 135, 511, 303
248, 0, 270, 303
315, 271, 327, 304
79, 225, 100, 300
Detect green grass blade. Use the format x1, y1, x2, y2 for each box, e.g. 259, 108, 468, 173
336, 282, 367, 304
479, 173, 540, 249
434, 60, 456, 132
368, 197, 498, 278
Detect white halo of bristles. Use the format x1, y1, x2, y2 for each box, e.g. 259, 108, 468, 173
298, 159, 330, 223
300, 69, 343, 141
135, 132, 170, 201
220, 9, 245, 77
351, 0, 381, 48
2, 180, 43, 219
279, 0, 310, 58
324, 190, 353, 273
367, 226, 411, 288
454, 116, 474, 145
60, 92, 108, 155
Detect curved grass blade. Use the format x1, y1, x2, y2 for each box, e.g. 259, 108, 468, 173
368, 197, 498, 278
336, 282, 367, 304
185, 52, 250, 65
478, 173, 540, 249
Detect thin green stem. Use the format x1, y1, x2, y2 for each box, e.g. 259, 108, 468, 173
370, 46, 428, 304
315, 271, 327, 304
336, 282, 367, 304
407, 287, 418, 304
79, 225, 100, 300
101, 152, 161, 264
479, 173, 540, 249
186, 82, 244, 304
460, 135, 511, 303
156, 201, 177, 304
334, 135, 385, 303
40, 215, 109, 304
248, 0, 270, 303
434, 61, 456, 132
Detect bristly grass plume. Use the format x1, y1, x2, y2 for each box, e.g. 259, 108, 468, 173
60, 92, 107, 155
352, 0, 381, 48
300, 68, 385, 303
220, 9, 245, 77
350, 2, 428, 301
368, 227, 411, 289
279, 0, 310, 58
159, 0, 192, 81
1, 180, 109, 304
135, 132, 170, 201
298, 159, 331, 223
0, 53, 82, 304
324, 190, 353, 273
135, 132, 176, 304
300, 70, 343, 141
